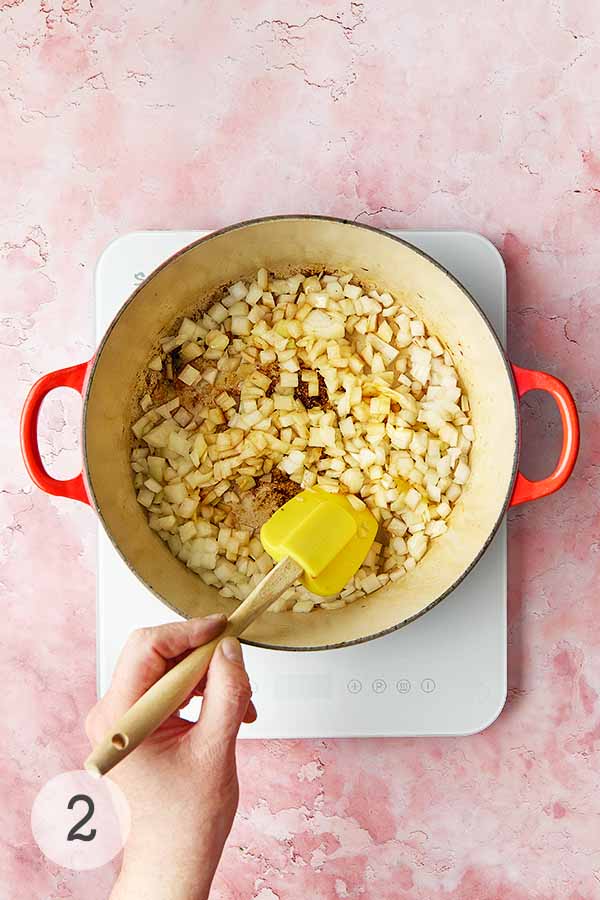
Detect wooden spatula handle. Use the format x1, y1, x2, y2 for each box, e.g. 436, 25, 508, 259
85, 556, 303, 777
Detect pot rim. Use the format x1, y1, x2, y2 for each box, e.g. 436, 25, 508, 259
83, 215, 519, 651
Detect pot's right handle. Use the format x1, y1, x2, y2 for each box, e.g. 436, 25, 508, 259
510, 364, 579, 507
20, 360, 93, 505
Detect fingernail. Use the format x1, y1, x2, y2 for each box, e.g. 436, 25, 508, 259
220, 636, 243, 663
205, 613, 227, 622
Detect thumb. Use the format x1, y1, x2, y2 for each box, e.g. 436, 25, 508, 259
192, 637, 252, 749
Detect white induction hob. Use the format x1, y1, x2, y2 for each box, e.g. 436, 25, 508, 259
96, 229, 507, 738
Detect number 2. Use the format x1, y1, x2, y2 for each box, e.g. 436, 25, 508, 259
67, 794, 97, 842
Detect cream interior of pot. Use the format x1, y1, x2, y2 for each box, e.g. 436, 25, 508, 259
84, 218, 517, 649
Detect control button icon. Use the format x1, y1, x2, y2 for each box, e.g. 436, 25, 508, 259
372, 678, 387, 694
396, 679, 412, 694
347, 678, 362, 694
421, 678, 436, 694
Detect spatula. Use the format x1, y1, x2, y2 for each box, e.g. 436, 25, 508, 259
85, 486, 377, 777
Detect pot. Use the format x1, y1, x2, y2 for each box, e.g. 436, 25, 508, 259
20, 216, 579, 650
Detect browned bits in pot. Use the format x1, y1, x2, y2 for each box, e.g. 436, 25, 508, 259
263, 470, 302, 505
261, 364, 280, 399
150, 378, 172, 405
229, 471, 301, 531
295, 372, 329, 410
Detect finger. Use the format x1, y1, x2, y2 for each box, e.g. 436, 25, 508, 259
106, 615, 227, 714
192, 637, 252, 750
178, 686, 256, 721
244, 699, 258, 723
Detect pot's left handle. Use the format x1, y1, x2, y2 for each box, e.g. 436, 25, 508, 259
20, 360, 93, 505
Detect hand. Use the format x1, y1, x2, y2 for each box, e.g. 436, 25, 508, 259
85, 615, 256, 900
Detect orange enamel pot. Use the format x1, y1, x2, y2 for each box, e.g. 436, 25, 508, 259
20, 216, 580, 650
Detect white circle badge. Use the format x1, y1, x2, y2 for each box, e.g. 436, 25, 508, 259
31, 770, 130, 870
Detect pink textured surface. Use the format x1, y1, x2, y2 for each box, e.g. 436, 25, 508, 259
1, 2, 596, 898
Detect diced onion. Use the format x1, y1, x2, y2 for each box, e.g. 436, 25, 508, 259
178, 364, 201, 386
133, 267, 473, 611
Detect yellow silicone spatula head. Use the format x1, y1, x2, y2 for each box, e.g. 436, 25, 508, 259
260, 486, 378, 596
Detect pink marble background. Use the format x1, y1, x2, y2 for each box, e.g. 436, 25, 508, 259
1, 1, 598, 897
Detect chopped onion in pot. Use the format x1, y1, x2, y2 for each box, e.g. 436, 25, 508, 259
130, 268, 473, 611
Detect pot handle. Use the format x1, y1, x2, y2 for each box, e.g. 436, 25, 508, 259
20, 360, 93, 505
510, 363, 579, 507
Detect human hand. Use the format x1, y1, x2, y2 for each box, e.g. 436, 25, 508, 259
85, 615, 256, 900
